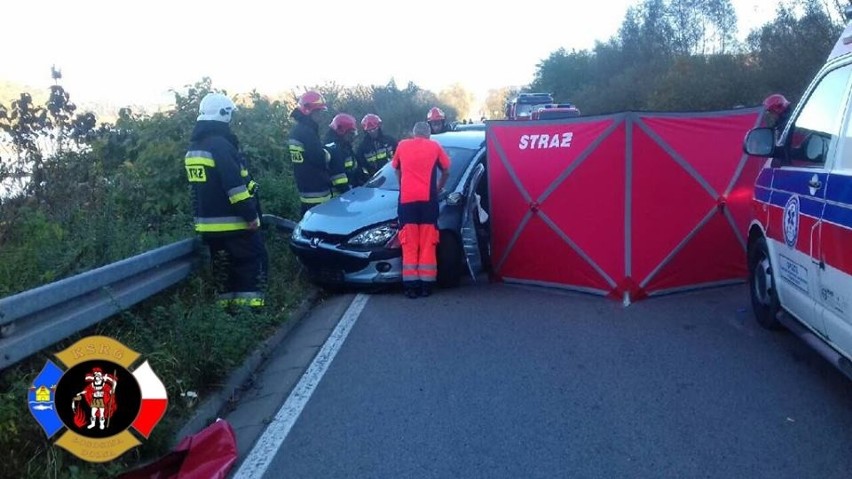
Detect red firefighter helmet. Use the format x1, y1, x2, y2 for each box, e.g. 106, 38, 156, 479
330, 113, 358, 135
298, 90, 328, 115
91, 367, 102, 374
361, 113, 382, 131
427, 107, 445, 121
763, 94, 790, 115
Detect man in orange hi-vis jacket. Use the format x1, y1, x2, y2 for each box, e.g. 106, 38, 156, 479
392, 121, 451, 298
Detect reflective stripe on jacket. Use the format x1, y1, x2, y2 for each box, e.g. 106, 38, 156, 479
325, 130, 365, 190
185, 121, 259, 235
289, 110, 333, 204
357, 132, 398, 175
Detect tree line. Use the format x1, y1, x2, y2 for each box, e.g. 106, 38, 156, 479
526, 0, 846, 114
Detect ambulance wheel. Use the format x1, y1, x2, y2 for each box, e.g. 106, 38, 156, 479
748, 236, 782, 330
437, 230, 463, 288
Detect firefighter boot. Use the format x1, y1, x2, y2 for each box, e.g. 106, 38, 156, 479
420, 282, 432, 297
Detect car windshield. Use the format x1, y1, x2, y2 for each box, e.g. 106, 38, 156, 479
365, 146, 477, 192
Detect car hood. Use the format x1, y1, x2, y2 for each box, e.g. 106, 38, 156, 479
300, 187, 399, 235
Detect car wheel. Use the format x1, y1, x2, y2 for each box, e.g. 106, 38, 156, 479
437, 230, 463, 288
748, 236, 782, 330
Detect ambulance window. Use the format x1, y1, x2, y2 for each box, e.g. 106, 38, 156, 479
786, 64, 852, 168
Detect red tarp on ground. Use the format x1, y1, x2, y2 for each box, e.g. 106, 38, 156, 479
487, 109, 763, 304
117, 419, 238, 479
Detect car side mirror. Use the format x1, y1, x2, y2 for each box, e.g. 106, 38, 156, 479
743, 128, 775, 157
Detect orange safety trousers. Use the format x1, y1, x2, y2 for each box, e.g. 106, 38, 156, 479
399, 223, 439, 283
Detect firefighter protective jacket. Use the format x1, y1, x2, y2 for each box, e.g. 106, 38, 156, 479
185, 121, 260, 236
356, 130, 397, 176
289, 109, 334, 205
325, 130, 363, 190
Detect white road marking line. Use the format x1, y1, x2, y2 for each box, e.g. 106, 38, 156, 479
232, 293, 371, 479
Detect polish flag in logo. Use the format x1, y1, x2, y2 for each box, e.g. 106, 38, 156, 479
131, 360, 168, 438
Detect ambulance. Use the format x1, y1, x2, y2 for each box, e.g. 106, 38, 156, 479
744, 7, 852, 379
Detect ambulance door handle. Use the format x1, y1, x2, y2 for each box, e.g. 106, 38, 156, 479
808, 178, 822, 189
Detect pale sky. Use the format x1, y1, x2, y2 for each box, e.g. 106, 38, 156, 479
1, 0, 780, 109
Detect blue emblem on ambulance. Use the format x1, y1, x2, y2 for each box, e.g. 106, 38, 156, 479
783, 195, 800, 248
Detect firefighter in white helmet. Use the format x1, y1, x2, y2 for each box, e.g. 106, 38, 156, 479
184, 92, 268, 308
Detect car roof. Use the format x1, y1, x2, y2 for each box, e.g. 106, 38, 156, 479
452, 123, 486, 132
431, 130, 486, 149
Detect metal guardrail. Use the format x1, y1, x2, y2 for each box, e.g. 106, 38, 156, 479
0, 238, 200, 370
261, 214, 298, 236
0, 214, 296, 371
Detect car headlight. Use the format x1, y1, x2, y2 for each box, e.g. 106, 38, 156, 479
292, 224, 304, 240
347, 224, 397, 246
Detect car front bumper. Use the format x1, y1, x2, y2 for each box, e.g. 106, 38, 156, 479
289, 238, 402, 285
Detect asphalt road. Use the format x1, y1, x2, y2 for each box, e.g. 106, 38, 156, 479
243, 283, 852, 478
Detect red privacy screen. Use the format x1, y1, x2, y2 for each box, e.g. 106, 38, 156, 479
487, 108, 762, 304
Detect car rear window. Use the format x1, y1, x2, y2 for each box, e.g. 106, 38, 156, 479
365, 146, 476, 192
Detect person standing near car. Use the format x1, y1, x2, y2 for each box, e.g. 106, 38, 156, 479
391, 121, 451, 298
357, 113, 398, 177
325, 113, 361, 189
185, 92, 268, 308
289, 90, 336, 216
426, 107, 451, 134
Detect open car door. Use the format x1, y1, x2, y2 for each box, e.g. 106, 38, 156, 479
460, 163, 487, 280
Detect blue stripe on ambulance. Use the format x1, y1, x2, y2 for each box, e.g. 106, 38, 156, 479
762, 170, 852, 229
771, 170, 829, 197
825, 173, 852, 205
823, 202, 852, 228
769, 190, 825, 219
755, 168, 773, 188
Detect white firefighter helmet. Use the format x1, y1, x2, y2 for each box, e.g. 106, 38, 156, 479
197, 93, 237, 122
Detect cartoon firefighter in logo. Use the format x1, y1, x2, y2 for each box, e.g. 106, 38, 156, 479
72, 367, 118, 430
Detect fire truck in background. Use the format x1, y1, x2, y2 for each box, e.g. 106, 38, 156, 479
505, 93, 581, 120
505, 92, 554, 120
